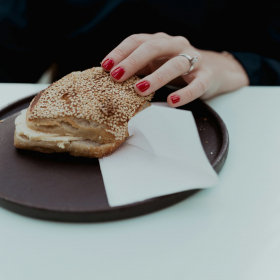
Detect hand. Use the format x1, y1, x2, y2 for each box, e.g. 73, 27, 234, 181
101, 33, 249, 107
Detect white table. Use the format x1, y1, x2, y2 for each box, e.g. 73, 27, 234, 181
0, 84, 279, 280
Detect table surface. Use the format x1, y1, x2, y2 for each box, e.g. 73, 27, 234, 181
0, 84, 279, 280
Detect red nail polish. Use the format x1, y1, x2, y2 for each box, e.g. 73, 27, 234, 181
170, 95, 180, 104
111, 67, 125, 80
102, 59, 114, 70
136, 81, 150, 92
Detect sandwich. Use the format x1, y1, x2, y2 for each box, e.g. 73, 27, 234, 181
14, 67, 154, 158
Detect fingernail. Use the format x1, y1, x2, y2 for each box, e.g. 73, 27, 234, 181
102, 59, 114, 70
136, 81, 150, 92
170, 95, 180, 104
111, 67, 125, 80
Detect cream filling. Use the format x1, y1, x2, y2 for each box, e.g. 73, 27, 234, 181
15, 109, 84, 148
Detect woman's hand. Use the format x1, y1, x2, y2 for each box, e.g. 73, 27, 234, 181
101, 33, 249, 107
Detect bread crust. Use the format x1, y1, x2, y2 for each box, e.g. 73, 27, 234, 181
27, 67, 153, 142
26, 100, 150, 144
14, 131, 124, 158
14, 67, 154, 158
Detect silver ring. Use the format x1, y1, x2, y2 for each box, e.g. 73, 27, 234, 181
178, 54, 198, 75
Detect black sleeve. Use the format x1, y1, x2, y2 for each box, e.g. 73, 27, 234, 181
229, 52, 280, 86
229, 7, 280, 86
0, 1, 53, 83
0, 44, 52, 83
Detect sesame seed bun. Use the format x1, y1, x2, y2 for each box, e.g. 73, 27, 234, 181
14, 67, 154, 158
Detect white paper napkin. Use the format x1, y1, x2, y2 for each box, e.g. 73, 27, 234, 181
99, 103, 218, 207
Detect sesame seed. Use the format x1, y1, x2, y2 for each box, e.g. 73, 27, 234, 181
29, 67, 154, 140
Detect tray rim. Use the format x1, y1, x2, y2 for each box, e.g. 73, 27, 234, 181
0, 94, 229, 221
0, 93, 229, 173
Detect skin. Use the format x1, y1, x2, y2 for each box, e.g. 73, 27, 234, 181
101, 33, 249, 107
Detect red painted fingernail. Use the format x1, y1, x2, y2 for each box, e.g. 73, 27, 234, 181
170, 95, 180, 104
102, 59, 114, 70
111, 67, 125, 80
136, 81, 150, 92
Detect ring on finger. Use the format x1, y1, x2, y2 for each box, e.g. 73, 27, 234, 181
178, 54, 198, 75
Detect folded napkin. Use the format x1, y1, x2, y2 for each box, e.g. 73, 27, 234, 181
99, 103, 218, 207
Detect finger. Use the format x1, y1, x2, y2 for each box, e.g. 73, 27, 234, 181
135, 57, 170, 76
167, 72, 210, 107
101, 34, 151, 71
101, 33, 170, 71
135, 64, 152, 77
110, 38, 184, 82
134, 55, 196, 96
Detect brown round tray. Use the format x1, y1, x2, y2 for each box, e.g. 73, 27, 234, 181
0, 88, 229, 222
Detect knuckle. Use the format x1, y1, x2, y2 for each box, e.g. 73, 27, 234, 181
184, 88, 195, 101
126, 54, 140, 67
176, 36, 189, 45
155, 32, 169, 38
154, 71, 164, 84
197, 79, 208, 93
171, 58, 186, 73
144, 40, 162, 53
113, 48, 126, 59
128, 34, 143, 45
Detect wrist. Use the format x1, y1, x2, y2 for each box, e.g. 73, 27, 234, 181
218, 51, 249, 93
